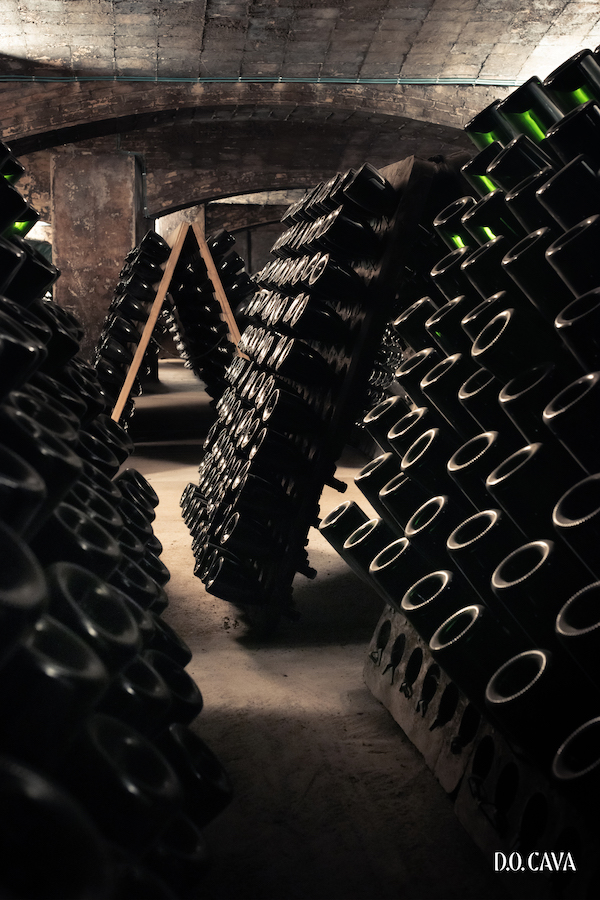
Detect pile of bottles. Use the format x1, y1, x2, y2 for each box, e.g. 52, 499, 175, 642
164, 227, 255, 403
181, 163, 401, 625
323, 45, 600, 821
94, 229, 172, 423
0, 145, 231, 899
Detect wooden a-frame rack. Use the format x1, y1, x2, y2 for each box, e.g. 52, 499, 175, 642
110, 219, 245, 422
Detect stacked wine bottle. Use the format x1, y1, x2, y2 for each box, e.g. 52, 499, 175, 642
181, 163, 413, 626
94, 230, 172, 424
96, 225, 253, 416
322, 45, 600, 892
0, 144, 231, 900
164, 227, 255, 403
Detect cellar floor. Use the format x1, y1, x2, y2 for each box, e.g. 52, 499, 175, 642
129, 359, 506, 900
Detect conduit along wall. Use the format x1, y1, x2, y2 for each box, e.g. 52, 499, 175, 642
0, 149, 234, 900
321, 46, 600, 900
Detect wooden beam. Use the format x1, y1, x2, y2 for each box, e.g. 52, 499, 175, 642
110, 221, 189, 421
110, 218, 249, 422
191, 221, 244, 349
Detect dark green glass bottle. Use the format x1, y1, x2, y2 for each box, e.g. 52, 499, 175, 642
392, 296, 439, 353
394, 346, 441, 409
430, 245, 479, 304
432, 197, 477, 251
447, 432, 514, 512
544, 99, 600, 169
400, 569, 474, 642
446, 508, 522, 606
501, 227, 575, 321
491, 539, 588, 648
318, 500, 370, 558
354, 452, 404, 525
464, 100, 519, 150
485, 649, 585, 766
485, 134, 555, 193
342, 519, 398, 584
536, 154, 600, 231
460, 142, 503, 197
461, 189, 526, 246
485, 441, 581, 540
0, 141, 25, 183
504, 166, 558, 234
555, 289, 600, 371
553, 473, 600, 579
543, 49, 600, 114
400, 427, 466, 508
472, 307, 564, 386
461, 235, 530, 302
556, 583, 600, 689
429, 604, 520, 711
368, 537, 429, 609
425, 295, 480, 357
496, 77, 563, 144
546, 214, 600, 297
3, 204, 40, 240
543, 372, 600, 475
362, 395, 411, 452
0, 176, 28, 233
420, 352, 480, 440
498, 361, 572, 444
387, 406, 446, 460
457, 366, 513, 437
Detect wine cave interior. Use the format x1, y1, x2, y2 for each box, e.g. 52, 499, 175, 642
2, 2, 600, 899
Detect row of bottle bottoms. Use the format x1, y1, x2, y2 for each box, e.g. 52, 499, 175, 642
0, 506, 231, 900
94, 226, 253, 415
0, 445, 230, 899
454, 77, 600, 242
391, 163, 600, 483
179, 166, 404, 610
0, 381, 231, 898
180, 351, 335, 607
165, 231, 254, 400
279, 161, 398, 229
319, 391, 600, 799
421, 52, 600, 426
0, 201, 232, 896
0, 138, 60, 307
93, 231, 172, 420
463, 48, 600, 157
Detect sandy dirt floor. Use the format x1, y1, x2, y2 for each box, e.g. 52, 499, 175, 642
130, 361, 505, 900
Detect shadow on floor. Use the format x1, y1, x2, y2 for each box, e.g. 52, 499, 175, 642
130, 440, 208, 469
129, 387, 213, 445
232, 568, 386, 651
131, 362, 506, 900
192, 702, 506, 900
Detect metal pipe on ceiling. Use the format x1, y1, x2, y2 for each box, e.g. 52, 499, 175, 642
0, 75, 523, 86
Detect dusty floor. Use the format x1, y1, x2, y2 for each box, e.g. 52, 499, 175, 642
130, 360, 505, 900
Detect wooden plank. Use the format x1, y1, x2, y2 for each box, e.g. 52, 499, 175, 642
191, 221, 243, 348
196, 204, 206, 238
110, 221, 190, 422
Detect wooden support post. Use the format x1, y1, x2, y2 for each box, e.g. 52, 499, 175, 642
191, 221, 243, 347
110, 217, 248, 422
196, 204, 206, 239
110, 222, 188, 422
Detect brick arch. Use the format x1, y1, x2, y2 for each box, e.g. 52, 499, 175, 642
1, 79, 509, 153
16, 89, 479, 224
117, 110, 473, 217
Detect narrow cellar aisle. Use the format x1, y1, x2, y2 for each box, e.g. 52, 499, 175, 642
127, 361, 505, 900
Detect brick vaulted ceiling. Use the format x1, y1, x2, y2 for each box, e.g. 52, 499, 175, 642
2, 0, 600, 216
